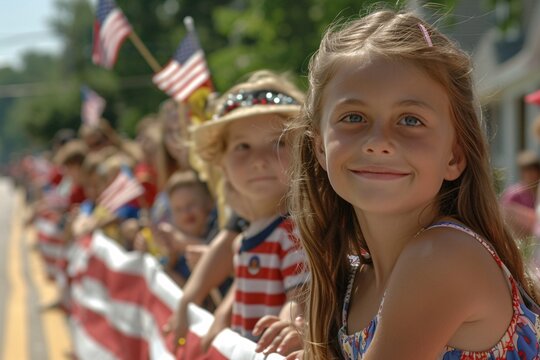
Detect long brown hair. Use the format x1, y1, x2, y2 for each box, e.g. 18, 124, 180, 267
289, 9, 532, 359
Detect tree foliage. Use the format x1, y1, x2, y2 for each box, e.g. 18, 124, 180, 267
0, 0, 458, 164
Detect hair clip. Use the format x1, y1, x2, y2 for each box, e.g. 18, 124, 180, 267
418, 23, 433, 47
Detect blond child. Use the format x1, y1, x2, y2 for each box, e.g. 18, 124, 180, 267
178, 70, 309, 356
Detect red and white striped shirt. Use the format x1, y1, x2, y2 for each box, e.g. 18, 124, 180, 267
232, 216, 308, 341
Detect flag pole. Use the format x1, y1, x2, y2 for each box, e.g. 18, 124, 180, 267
128, 31, 161, 73
182, 17, 224, 304
183, 16, 195, 34
178, 16, 195, 135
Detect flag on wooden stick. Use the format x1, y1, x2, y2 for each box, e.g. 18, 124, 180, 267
92, 0, 132, 69
152, 18, 213, 102
81, 86, 106, 127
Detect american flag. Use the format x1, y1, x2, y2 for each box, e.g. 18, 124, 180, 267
81, 86, 106, 127
152, 30, 213, 102
92, 0, 132, 69
98, 167, 144, 214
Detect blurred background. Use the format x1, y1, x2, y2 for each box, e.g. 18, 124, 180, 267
1, 0, 539, 186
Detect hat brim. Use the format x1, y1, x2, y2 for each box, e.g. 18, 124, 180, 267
190, 104, 300, 162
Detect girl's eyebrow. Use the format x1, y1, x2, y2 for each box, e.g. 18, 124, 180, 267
228, 132, 248, 142
331, 98, 436, 112
397, 99, 436, 112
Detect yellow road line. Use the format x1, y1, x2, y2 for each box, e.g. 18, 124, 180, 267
1, 191, 27, 360
26, 225, 72, 359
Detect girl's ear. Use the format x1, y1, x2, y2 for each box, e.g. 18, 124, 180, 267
313, 135, 328, 171
445, 144, 466, 181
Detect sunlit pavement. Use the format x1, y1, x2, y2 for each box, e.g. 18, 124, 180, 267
0, 178, 72, 360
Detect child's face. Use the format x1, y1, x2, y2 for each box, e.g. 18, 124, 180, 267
315, 56, 465, 215
169, 186, 212, 237
222, 115, 290, 204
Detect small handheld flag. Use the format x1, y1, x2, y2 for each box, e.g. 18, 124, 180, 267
152, 18, 213, 103
81, 86, 106, 127
98, 167, 144, 214
92, 0, 132, 69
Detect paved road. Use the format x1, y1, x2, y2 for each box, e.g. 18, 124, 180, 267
0, 178, 71, 360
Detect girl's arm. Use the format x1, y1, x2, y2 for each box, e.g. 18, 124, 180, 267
162, 228, 237, 350
200, 282, 235, 352
363, 230, 514, 360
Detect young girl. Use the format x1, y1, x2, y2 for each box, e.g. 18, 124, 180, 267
186, 70, 309, 356
289, 9, 540, 360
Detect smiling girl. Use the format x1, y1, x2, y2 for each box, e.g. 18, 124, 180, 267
288, 9, 540, 360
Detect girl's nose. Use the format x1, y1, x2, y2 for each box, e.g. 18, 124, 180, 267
251, 148, 271, 169
361, 125, 394, 155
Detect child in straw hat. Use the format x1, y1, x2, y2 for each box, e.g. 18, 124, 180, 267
185, 70, 309, 356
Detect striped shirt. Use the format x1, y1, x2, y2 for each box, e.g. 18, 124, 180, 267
232, 216, 308, 341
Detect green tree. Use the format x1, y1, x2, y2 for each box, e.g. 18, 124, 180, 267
0, 0, 459, 164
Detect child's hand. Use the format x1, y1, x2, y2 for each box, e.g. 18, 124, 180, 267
72, 214, 97, 237
133, 231, 148, 252
154, 222, 188, 255
252, 315, 304, 356
162, 302, 189, 353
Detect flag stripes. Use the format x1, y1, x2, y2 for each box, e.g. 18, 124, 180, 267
81, 86, 106, 127
98, 170, 143, 214
92, 0, 132, 69
152, 32, 212, 102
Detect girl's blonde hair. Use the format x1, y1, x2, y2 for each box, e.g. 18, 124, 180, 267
289, 9, 532, 359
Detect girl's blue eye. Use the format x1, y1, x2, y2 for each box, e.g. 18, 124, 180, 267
342, 113, 364, 123
399, 115, 423, 127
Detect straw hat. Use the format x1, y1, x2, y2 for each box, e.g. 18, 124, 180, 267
190, 71, 304, 162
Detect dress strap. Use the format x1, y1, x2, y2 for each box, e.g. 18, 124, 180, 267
342, 258, 360, 327
424, 222, 504, 265
423, 221, 520, 300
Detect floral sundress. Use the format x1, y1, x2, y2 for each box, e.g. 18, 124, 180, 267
338, 222, 540, 359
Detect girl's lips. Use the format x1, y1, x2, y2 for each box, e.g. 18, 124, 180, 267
351, 167, 410, 180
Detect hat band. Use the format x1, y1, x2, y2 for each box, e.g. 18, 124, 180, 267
217, 89, 299, 117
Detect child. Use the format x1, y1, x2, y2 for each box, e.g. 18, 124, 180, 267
188, 70, 309, 355
156, 170, 215, 286
288, 9, 540, 360
53, 139, 88, 209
